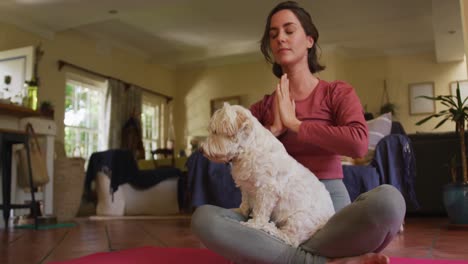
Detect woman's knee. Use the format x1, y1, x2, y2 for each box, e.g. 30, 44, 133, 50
191, 205, 245, 237
191, 205, 218, 236
358, 184, 406, 224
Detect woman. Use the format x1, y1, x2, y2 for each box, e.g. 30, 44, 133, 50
191, 2, 405, 263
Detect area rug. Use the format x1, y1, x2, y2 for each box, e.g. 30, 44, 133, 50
15, 222, 77, 230
88, 214, 191, 221
48, 246, 468, 264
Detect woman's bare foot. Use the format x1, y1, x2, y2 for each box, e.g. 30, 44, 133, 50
328, 253, 389, 264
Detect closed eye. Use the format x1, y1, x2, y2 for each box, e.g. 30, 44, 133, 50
269, 30, 278, 39
269, 26, 296, 39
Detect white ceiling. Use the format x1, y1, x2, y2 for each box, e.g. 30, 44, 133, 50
0, 0, 464, 68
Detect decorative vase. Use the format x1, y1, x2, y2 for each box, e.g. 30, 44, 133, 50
443, 183, 468, 224
27, 85, 38, 110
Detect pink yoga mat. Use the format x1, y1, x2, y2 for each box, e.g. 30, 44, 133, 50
391, 258, 468, 264
49, 247, 231, 264
49, 246, 468, 264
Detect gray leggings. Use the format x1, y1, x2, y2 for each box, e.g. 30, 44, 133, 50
191, 181, 406, 264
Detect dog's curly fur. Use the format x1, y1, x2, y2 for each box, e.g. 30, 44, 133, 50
201, 103, 335, 247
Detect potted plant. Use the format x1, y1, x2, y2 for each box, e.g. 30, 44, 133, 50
39, 100, 54, 119
380, 102, 397, 116
416, 81, 468, 224
380, 80, 397, 116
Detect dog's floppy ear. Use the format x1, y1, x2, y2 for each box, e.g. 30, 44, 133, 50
234, 107, 253, 135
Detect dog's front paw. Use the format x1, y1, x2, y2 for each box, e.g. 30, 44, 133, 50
241, 218, 272, 231
241, 218, 260, 229
238, 201, 251, 217
239, 207, 250, 218
242, 220, 296, 246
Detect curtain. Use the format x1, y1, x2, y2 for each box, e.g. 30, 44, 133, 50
167, 100, 175, 147
105, 79, 142, 149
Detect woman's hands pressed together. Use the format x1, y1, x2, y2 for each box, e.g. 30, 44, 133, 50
274, 74, 302, 134
270, 86, 287, 136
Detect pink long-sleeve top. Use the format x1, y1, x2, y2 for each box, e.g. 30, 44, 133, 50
250, 79, 368, 180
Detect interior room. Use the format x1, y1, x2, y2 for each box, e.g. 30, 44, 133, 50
1, 0, 468, 263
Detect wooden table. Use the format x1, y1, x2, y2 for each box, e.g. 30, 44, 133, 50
0, 129, 38, 229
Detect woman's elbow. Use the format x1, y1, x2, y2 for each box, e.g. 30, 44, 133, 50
354, 140, 368, 157
348, 132, 369, 157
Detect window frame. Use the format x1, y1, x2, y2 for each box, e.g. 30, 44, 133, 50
141, 94, 166, 159
64, 74, 107, 159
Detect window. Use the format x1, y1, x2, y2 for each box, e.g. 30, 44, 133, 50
64, 74, 106, 159
141, 94, 166, 159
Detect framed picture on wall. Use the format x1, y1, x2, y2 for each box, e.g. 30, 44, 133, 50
408, 82, 435, 115
210, 96, 241, 115
449, 80, 468, 106
0, 46, 35, 104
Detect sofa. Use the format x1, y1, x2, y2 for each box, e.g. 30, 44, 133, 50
185, 120, 420, 211
84, 149, 188, 216
407, 132, 467, 215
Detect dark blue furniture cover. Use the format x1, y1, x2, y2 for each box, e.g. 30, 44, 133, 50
186, 133, 420, 209
343, 134, 420, 209
186, 151, 241, 209
84, 149, 185, 208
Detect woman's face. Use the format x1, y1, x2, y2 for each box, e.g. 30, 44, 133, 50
269, 9, 313, 68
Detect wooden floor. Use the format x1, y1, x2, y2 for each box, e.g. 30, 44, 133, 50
1, 216, 468, 264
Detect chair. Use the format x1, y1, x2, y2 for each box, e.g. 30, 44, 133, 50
151, 148, 175, 168
0, 129, 38, 229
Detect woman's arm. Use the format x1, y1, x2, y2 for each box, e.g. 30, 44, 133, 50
296, 82, 368, 158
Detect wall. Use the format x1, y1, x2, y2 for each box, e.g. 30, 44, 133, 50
0, 22, 175, 142
3, 21, 465, 153
174, 59, 275, 151
174, 50, 467, 151
338, 52, 467, 133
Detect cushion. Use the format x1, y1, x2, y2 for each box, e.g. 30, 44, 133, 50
366, 112, 392, 150
340, 156, 354, 165
352, 149, 375, 165
137, 157, 188, 171
341, 112, 392, 166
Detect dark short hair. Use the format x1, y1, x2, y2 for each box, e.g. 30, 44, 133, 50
260, 1, 325, 78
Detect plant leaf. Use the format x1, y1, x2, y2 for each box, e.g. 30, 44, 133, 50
457, 82, 463, 107
434, 117, 451, 129
416, 114, 440, 125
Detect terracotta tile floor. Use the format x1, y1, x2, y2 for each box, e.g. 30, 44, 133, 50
1, 216, 467, 263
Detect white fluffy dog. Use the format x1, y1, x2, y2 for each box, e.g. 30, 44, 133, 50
201, 103, 335, 247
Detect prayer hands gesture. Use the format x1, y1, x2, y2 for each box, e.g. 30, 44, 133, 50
271, 74, 301, 135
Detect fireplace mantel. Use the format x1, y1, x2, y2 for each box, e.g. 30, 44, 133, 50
0, 102, 42, 118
